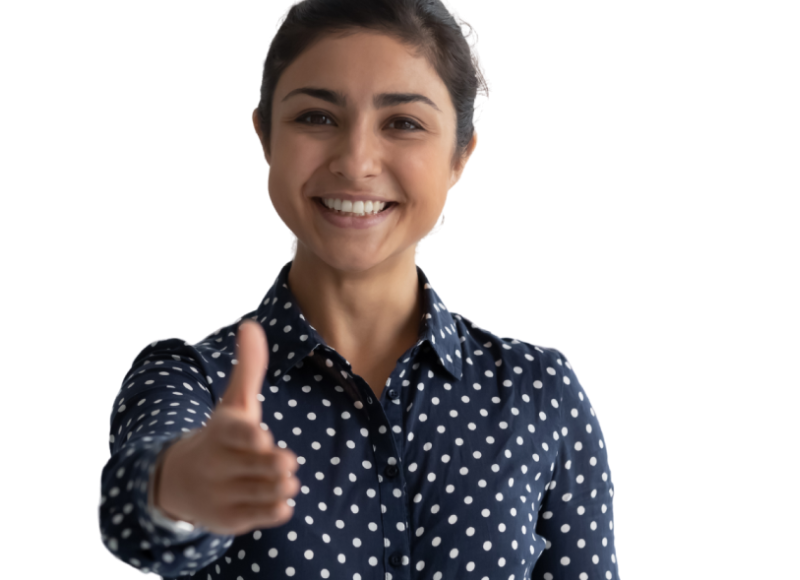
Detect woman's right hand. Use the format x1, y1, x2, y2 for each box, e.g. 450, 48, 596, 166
154, 320, 300, 536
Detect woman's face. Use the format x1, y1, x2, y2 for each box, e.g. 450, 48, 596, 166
254, 30, 476, 274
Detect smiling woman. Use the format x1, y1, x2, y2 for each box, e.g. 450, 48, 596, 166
245, 1, 487, 398
99, 1, 620, 579
256, 0, 491, 260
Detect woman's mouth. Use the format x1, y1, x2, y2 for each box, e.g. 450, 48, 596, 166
312, 196, 398, 230
314, 197, 397, 218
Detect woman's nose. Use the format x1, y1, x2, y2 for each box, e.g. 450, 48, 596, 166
328, 119, 382, 181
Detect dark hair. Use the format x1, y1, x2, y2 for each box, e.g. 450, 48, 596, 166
257, 0, 488, 163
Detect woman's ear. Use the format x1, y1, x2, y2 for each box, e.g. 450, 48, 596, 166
250, 107, 270, 165
449, 131, 478, 188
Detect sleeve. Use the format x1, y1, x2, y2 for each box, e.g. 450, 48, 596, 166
98, 338, 236, 576
531, 350, 620, 580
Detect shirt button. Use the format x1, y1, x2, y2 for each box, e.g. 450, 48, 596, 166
389, 552, 403, 567
384, 464, 399, 478
387, 388, 399, 400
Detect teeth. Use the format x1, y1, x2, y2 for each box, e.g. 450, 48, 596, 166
320, 197, 389, 216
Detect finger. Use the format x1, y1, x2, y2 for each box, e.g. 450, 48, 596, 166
227, 477, 300, 514
215, 412, 275, 454
224, 447, 300, 481
228, 500, 295, 532
218, 320, 268, 422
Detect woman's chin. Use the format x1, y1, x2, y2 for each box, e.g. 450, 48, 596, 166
300, 242, 413, 275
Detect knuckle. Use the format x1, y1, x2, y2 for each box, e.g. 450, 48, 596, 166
280, 450, 299, 473
283, 475, 300, 497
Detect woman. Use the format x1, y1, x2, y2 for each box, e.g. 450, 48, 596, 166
252, 31, 478, 398
101, 0, 619, 579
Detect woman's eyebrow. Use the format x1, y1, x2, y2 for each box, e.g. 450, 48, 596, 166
282, 86, 440, 111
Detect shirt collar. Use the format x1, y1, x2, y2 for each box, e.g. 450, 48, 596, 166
253, 261, 464, 384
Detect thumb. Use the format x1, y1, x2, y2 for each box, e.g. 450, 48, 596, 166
218, 319, 268, 426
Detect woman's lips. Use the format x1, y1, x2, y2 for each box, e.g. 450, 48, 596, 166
313, 197, 397, 230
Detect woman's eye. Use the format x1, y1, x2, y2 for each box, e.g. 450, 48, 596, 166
295, 113, 423, 133
390, 119, 422, 131
297, 113, 330, 125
